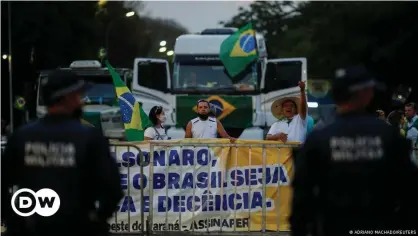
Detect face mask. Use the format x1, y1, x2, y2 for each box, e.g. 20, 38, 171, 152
197, 113, 208, 120
158, 115, 166, 123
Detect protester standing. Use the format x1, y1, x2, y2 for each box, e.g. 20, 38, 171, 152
387, 109, 406, 135
306, 115, 314, 135
313, 105, 337, 130
144, 105, 170, 140
376, 109, 386, 121
404, 103, 418, 143
185, 99, 235, 141
266, 81, 308, 143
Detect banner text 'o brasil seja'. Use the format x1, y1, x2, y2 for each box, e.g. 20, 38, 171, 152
108, 139, 299, 232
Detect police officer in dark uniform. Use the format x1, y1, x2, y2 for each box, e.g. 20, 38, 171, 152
290, 65, 418, 236
1, 70, 123, 236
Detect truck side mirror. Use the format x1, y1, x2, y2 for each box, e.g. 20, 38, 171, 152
124, 71, 133, 90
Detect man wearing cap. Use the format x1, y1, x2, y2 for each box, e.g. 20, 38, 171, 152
266, 81, 308, 143
1, 70, 123, 236
290, 65, 418, 236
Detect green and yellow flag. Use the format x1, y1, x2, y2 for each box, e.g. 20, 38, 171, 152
14, 96, 26, 111
105, 60, 152, 141
219, 23, 258, 80
80, 118, 94, 127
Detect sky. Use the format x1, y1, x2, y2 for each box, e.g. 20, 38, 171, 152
142, 1, 253, 33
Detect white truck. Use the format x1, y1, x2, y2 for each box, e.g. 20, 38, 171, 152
35, 60, 132, 138
131, 28, 308, 140
34, 29, 309, 140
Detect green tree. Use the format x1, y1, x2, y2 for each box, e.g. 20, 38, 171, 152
142, 17, 188, 58
91, 1, 188, 66
220, 1, 299, 58
221, 1, 418, 86
1, 0, 189, 125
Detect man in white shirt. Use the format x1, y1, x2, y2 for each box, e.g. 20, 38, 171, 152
185, 100, 236, 142
266, 81, 308, 143
404, 102, 418, 144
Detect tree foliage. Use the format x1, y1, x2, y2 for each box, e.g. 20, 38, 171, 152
1, 0, 188, 72
221, 1, 418, 90
142, 17, 189, 58
0, 0, 188, 123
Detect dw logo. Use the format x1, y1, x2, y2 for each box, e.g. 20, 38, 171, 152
11, 188, 60, 217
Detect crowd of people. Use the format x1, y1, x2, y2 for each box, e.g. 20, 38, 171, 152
290, 65, 418, 235
143, 77, 418, 154
143, 66, 418, 235
144, 81, 309, 142
2, 67, 417, 236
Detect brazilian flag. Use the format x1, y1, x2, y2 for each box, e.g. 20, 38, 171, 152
98, 47, 107, 60
106, 60, 152, 141
219, 23, 258, 83
14, 96, 26, 111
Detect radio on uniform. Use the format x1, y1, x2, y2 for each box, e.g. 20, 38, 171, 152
24, 142, 76, 167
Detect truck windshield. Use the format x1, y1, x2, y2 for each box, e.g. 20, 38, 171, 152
172, 56, 261, 94
38, 74, 117, 106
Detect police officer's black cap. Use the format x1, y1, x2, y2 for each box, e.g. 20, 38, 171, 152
42, 69, 90, 104
332, 65, 386, 93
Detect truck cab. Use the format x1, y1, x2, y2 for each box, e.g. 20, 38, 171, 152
36, 60, 132, 139
131, 28, 308, 140
306, 79, 336, 124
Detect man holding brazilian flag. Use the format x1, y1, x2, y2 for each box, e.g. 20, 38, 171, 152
105, 60, 152, 141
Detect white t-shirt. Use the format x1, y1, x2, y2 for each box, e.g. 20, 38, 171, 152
190, 117, 218, 138
406, 115, 418, 142
144, 126, 169, 140
267, 114, 307, 143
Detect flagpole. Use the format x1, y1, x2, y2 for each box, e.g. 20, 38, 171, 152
8, 1, 14, 133
249, 16, 258, 53
250, 18, 259, 85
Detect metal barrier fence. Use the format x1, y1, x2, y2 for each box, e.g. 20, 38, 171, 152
110, 141, 300, 236
1, 139, 415, 236
0, 139, 414, 236
109, 142, 147, 235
